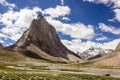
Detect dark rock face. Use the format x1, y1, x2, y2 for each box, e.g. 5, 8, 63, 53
88, 54, 102, 60
0, 43, 3, 48
11, 15, 82, 63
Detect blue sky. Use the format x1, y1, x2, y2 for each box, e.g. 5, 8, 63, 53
0, 0, 120, 53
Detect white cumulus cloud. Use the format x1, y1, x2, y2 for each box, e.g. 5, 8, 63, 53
96, 36, 108, 41
62, 17, 70, 21
0, 0, 16, 9
113, 9, 120, 22
46, 16, 95, 39
43, 5, 70, 18
99, 39, 120, 50
0, 7, 42, 41
99, 23, 120, 35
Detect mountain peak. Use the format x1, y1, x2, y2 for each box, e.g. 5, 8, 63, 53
10, 15, 82, 63
37, 14, 44, 19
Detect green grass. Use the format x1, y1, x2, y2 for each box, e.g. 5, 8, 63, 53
60, 69, 83, 72
94, 65, 120, 69
0, 63, 50, 71
0, 64, 18, 71
0, 63, 119, 80
0, 72, 119, 80
69, 61, 93, 68
30, 65, 49, 70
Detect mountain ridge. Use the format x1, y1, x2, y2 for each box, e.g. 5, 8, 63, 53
93, 43, 120, 67
79, 47, 113, 60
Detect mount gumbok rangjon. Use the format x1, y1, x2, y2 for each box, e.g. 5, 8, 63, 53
9, 15, 82, 63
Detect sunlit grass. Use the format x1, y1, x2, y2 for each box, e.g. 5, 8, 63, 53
0, 72, 119, 80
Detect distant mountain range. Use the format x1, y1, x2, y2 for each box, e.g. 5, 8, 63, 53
93, 43, 120, 67
79, 47, 113, 60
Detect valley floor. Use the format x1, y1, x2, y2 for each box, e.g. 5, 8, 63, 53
0, 61, 120, 80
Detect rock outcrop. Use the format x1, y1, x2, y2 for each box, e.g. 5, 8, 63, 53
10, 15, 82, 63
0, 43, 3, 48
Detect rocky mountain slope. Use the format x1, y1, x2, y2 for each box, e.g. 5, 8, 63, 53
9, 15, 82, 63
80, 47, 113, 60
0, 43, 3, 48
93, 42, 120, 67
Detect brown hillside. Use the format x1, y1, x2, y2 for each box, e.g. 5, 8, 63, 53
0, 47, 26, 63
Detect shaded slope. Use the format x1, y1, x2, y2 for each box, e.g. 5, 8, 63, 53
0, 43, 3, 48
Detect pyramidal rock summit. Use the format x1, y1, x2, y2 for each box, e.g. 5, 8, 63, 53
10, 15, 82, 63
